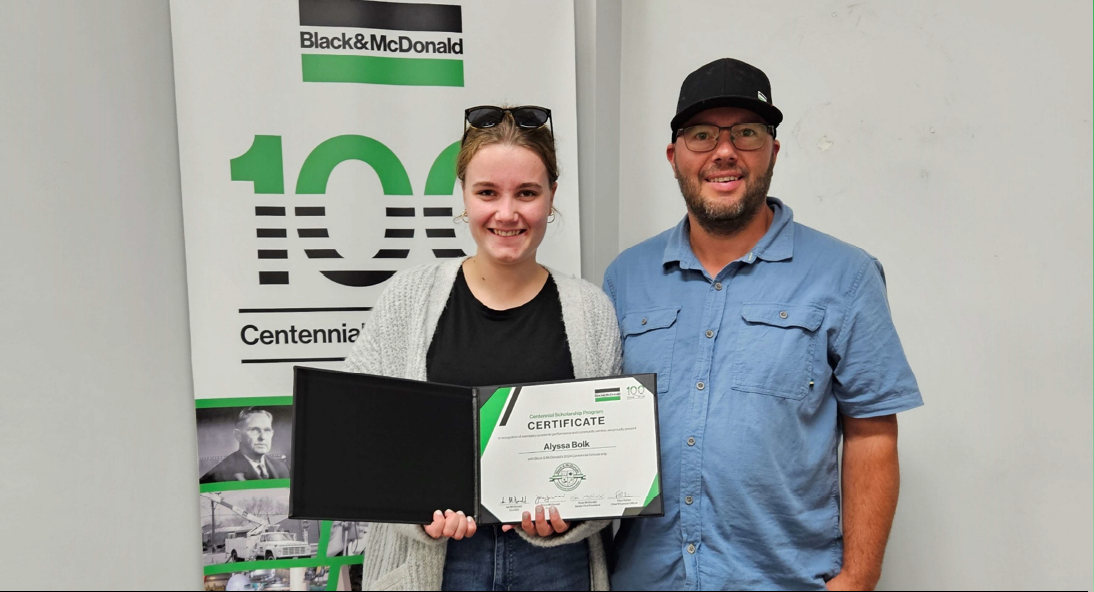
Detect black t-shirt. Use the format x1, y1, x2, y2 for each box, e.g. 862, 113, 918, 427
426, 267, 574, 387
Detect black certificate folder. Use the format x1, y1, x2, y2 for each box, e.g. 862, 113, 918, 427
289, 366, 663, 526
289, 367, 478, 525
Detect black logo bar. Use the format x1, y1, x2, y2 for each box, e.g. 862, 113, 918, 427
373, 249, 410, 258
426, 228, 456, 238
424, 207, 452, 216
299, 0, 462, 33
305, 249, 343, 259
385, 228, 415, 238
257, 228, 288, 238
242, 357, 346, 364
386, 207, 415, 217
295, 206, 326, 216
256, 206, 287, 216
320, 270, 396, 286
258, 250, 289, 259
259, 271, 290, 285
298, 228, 330, 238
432, 249, 467, 258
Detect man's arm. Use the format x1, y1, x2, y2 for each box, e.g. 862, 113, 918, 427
827, 414, 900, 591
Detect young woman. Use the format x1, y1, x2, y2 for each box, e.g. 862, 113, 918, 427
344, 106, 620, 591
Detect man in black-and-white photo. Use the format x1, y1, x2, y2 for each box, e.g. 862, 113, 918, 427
200, 407, 289, 483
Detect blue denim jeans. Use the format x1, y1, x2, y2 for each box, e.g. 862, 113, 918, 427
441, 525, 590, 591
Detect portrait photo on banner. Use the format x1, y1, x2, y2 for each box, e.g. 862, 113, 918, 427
197, 404, 293, 484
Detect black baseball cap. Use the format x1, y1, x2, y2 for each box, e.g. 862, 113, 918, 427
670, 58, 783, 142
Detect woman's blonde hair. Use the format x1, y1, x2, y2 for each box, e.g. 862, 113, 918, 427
456, 111, 559, 185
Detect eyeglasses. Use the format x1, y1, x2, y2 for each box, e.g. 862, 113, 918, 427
463, 105, 553, 138
676, 123, 775, 152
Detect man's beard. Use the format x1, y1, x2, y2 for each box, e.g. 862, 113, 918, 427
675, 159, 775, 236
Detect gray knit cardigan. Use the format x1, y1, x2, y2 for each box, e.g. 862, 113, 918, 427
343, 258, 622, 591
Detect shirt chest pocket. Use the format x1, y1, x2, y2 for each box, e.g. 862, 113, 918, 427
732, 302, 825, 400
621, 307, 679, 394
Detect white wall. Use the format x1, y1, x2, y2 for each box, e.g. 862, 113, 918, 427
616, 1, 1093, 590
575, 0, 622, 284
0, 1, 201, 589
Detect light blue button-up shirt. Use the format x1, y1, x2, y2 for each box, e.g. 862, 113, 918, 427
604, 198, 923, 591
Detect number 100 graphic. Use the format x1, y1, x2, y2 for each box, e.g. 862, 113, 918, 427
231, 135, 466, 287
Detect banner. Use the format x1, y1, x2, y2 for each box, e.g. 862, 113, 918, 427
169, 1, 580, 588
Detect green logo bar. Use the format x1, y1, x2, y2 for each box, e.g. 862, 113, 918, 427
196, 396, 293, 409
302, 54, 464, 87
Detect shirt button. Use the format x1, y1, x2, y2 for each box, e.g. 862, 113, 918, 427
641, 317, 648, 325
779, 311, 788, 319
685, 495, 694, 505
687, 543, 696, 554
696, 381, 705, 390
687, 437, 696, 446
714, 282, 723, 291
705, 330, 714, 338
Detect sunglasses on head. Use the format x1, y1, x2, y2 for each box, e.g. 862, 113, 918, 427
463, 105, 553, 138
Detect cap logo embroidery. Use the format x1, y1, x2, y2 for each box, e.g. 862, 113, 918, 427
757, 91, 768, 103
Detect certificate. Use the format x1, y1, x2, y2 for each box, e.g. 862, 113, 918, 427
289, 368, 662, 525
477, 376, 662, 523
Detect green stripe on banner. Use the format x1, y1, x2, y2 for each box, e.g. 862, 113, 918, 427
479, 387, 511, 456
199, 479, 290, 493
302, 54, 464, 86
326, 565, 340, 591
316, 520, 332, 559
202, 554, 362, 576
196, 396, 293, 409
643, 474, 660, 508
595, 396, 621, 401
